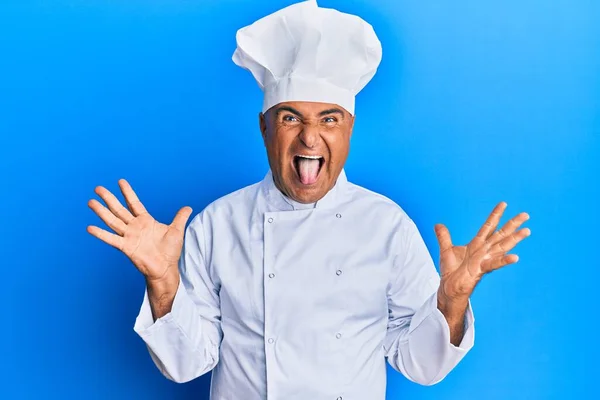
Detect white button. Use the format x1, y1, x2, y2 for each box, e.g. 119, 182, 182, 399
268, 338, 275, 344
336, 269, 342, 276
336, 333, 342, 339
336, 213, 342, 218
269, 273, 275, 278
268, 217, 274, 223
337, 397, 343, 400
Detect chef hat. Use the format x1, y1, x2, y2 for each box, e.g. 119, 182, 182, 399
232, 0, 382, 115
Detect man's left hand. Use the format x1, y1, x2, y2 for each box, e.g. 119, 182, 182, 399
433, 202, 531, 344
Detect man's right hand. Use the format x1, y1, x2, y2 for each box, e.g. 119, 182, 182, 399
87, 179, 193, 319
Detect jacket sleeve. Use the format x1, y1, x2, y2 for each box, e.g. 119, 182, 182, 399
383, 216, 475, 386
133, 214, 222, 383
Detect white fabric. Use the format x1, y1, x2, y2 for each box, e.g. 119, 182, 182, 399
232, 0, 382, 114
134, 170, 475, 399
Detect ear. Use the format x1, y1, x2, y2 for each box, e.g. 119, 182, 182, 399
348, 113, 356, 139
259, 111, 267, 143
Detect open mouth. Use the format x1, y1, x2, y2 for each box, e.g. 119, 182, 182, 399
293, 154, 324, 185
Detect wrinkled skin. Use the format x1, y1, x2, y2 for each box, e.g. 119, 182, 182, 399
259, 101, 355, 204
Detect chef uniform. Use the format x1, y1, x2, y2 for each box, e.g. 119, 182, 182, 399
134, 1, 475, 399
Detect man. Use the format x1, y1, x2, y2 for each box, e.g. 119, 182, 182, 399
87, 1, 530, 399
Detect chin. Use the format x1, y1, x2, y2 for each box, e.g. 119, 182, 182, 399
292, 189, 326, 204
285, 170, 330, 204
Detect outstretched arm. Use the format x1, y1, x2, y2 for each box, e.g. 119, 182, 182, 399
435, 202, 530, 345
87, 179, 221, 383
384, 202, 530, 385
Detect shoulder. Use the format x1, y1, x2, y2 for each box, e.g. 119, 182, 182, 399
189, 179, 262, 227
208, 180, 261, 212
344, 181, 411, 220
342, 180, 422, 240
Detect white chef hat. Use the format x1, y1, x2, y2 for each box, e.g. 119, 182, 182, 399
232, 0, 382, 115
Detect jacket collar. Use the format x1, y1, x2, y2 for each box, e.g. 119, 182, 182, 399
261, 169, 348, 211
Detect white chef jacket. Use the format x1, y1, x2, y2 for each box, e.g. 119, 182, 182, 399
134, 169, 475, 400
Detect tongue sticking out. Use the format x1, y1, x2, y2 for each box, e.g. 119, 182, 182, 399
297, 158, 320, 185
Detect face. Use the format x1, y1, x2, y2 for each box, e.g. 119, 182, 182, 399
259, 101, 355, 204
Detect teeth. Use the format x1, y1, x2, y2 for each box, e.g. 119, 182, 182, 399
296, 155, 323, 159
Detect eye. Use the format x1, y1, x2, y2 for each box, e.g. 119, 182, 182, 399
283, 115, 299, 122
323, 116, 338, 123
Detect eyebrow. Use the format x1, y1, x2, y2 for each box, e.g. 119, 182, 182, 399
274, 106, 346, 119
318, 108, 345, 118
274, 106, 304, 119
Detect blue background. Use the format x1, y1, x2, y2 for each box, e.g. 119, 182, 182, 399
2, 0, 598, 399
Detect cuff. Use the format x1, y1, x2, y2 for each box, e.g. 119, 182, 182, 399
133, 276, 196, 338
409, 290, 476, 353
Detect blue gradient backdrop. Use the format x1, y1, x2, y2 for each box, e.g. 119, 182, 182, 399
2, 0, 598, 399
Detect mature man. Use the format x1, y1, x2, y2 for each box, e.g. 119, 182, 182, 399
87, 1, 530, 399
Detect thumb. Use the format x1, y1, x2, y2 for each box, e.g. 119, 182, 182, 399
170, 206, 193, 232
434, 223, 453, 253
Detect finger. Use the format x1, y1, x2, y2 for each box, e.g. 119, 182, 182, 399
481, 253, 519, 273
118, 179, 148, 217
467, 241, 492, 276
488, 212, 530, 245
87, 225, 123, 250
95, 185, 135, 224
170, 206, 193, 232
489, 227, 531, 255
434, 224, 453, 253
475, 202, 507, 241
88, 199, 127, 235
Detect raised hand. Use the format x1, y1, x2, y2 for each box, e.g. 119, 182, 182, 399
87, 179, 193, 284
434, 202, 531, 304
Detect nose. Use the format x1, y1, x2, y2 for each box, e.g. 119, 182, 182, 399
298, 123, 320, 148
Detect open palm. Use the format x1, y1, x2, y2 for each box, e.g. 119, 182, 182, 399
434, 202, 531, 301
87, 179, 193, 282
